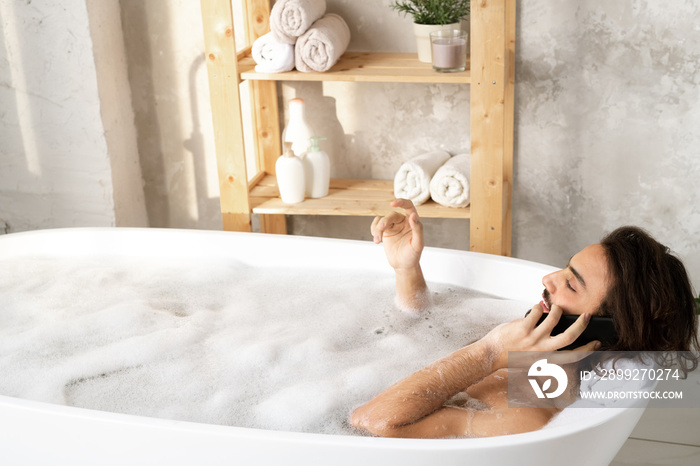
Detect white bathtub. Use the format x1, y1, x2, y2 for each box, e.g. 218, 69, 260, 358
0, 228, 644, 465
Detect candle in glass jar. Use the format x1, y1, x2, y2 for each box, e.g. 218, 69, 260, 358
429, 30, 467, 73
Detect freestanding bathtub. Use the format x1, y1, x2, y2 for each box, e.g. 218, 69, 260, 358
0, 228, 644, 465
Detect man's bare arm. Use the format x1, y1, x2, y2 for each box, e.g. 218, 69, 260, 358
394, 264, 429, 311
351, 339, 495, 437
353, 404, 557, 439
371, 199, 429, 311
351, 304, 599, 438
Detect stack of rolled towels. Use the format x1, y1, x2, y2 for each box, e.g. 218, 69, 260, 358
252, 0, 350, 73
393, 151, 471, 208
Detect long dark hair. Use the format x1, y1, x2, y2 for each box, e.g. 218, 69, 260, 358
598, 226, 699, 374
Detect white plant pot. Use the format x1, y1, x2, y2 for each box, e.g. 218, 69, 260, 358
413, 22, 460, 63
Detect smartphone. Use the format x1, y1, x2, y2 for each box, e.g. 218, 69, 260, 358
525, 310, 617, 351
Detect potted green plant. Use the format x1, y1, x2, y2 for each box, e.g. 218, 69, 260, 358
390, 0, 470, 63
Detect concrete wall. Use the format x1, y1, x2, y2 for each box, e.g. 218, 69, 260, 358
514, 0, 700, 272
0, 0, 147, 230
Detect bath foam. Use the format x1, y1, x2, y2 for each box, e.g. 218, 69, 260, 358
0, 253, 560, 436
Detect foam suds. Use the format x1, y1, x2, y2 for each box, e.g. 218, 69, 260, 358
0, 253, 541, 436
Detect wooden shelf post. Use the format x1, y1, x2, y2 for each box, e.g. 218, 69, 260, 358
200, 0, 252, 231
469, 0, 515, 255
201, 0, 286, 233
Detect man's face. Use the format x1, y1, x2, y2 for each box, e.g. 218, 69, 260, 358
541, 243, 611, 316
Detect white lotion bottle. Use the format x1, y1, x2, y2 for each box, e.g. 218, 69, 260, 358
276, 142, 305, 204
304, 136, 330, 198
282, 98, 314, 157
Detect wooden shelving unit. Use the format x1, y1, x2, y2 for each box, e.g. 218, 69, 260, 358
201, 0, 514, 255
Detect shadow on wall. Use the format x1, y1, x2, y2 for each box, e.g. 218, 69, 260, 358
183, 53, 220, 228
119, 0, 168, 227
119, 0, 221, 229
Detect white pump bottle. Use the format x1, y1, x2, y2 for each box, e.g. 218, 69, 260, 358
304, 136, 330, 198
275, 142, 305, 204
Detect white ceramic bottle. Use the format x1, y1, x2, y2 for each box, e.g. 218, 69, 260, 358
304, 136, 330, 198
275, 142, 305, 204
282, 98, 314, 157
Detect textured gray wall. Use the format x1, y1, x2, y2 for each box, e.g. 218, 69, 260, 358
514, 0, 700, 279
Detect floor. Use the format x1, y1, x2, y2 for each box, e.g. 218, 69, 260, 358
610, 408, 700, 465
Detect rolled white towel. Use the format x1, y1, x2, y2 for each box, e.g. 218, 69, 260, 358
252, 32, 295, 73
429, 154, 471, 208
295, 14, 351, 72
393, 150, 451, 206
270, 0, 327, 45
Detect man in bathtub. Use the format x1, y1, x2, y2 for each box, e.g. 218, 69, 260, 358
351, 199, 699, 438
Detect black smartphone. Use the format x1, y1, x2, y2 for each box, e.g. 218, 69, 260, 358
525, 310, 617, 351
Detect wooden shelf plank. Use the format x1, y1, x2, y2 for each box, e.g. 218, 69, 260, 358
239, 52, 471, 84
249, 176, 470, 219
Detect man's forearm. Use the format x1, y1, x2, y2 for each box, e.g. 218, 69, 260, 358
395, 265, 429, 311
351, 340, 496, 434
